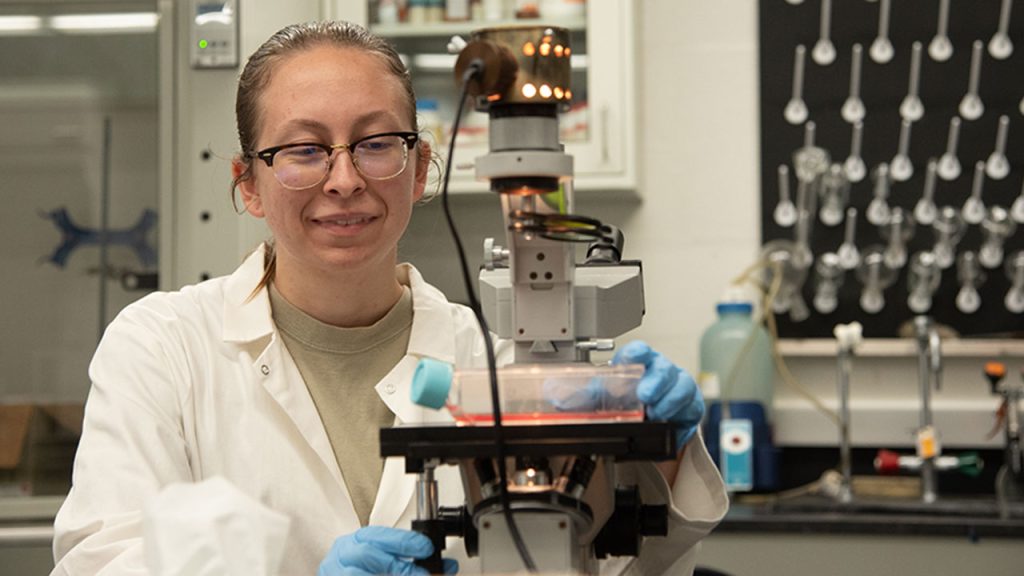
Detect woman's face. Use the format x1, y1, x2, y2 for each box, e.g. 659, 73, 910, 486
238, 45, 428, 279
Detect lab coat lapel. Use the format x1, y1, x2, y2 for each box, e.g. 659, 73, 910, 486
254, 336, 347, 490
371, 265, 460, 528
222, 246, 347, 492
371, 355, 455, 528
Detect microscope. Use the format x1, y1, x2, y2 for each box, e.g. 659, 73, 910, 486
379, 25, 675, 573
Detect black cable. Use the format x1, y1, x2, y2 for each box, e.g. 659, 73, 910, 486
440, 60, 538, 573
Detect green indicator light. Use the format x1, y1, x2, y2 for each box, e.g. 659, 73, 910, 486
198, 39, 208, 49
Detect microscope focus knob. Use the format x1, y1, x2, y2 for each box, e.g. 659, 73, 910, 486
639, 504, 668, 537
593, 485, 668, 558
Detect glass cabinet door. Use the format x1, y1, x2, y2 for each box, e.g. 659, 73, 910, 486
347, 0, 636, 194
0, 1, 160, 500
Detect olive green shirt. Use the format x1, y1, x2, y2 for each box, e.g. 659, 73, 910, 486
269, 282, 412, 526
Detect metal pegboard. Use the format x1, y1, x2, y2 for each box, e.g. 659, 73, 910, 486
759, 0, 1024, 338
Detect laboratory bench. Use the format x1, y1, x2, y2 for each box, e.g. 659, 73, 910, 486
699, 499, 1024, 576
720, 497, 1024, 539
697, 446, 1024, 576
3, 492, 1024, 576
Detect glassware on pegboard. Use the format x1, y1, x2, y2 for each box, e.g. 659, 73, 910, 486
762, 239, 811, 323
938, 116, 962, 181
898, 42, 924, 123
867, 163, 892, 227
914, 159, 939, 226
841, 44, 865, 124
987, 0, 1014, 60
1005, 252, 1024, 314
956, 251, 985, 314
928, 0, 953, 62
931, 207, 967, 270
907, 251, 941, 314
959, 41, 985, 121
962, 161, 988, 226
837, 207, 861, 270
818, 163, 849, 227
890, 119, 914, 182
774, 164, 797, 228
784, 44, 808, 125
857, 246, 898, 314
869, 0, 894, 64
844, 121, 866, 183
1012, 181, 1024, 225
811, 0, 836, 66
813, 252, 844, 315
979, 207, 1017, 270
881, 207, 915, 270
985, 115, 1011, 181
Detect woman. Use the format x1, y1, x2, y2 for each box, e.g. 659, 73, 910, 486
52, 21, 726, 575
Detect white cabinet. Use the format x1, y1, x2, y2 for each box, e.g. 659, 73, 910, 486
333, 0, 637, 195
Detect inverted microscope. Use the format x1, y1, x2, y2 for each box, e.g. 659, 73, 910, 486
379, 25, 676, 574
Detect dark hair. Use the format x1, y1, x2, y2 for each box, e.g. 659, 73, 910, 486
231, 21, 419, 297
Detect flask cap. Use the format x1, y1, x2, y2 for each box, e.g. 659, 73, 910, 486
716, 302, 753, 315
411, 358, 454, 410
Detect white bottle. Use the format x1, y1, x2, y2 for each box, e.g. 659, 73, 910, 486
698, 290, 774, 421
416, 99, 445, 147
482, 0, 505, 21
377, 0, 399, 24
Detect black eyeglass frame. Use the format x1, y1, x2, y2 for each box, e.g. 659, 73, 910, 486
250, 131, 420, 182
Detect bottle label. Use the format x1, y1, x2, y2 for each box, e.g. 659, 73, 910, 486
698, 371, 720, 400
720, 418, 754, 491
915, 425, 941, 459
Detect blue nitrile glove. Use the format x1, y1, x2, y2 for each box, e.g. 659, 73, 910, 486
613, 340, 704, 450
317, 526, 458, 576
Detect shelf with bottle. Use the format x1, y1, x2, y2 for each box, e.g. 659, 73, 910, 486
369, 0, 587, 36
371, 16, 585, 38
395, 25, 590, 192
349, 0, 636, 195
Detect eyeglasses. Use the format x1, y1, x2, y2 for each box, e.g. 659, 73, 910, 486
251, 131, 419, 190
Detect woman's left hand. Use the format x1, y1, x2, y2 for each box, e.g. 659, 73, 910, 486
613, 340, 704, 451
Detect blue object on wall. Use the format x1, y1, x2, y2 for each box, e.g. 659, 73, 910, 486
43, 207, 157, 268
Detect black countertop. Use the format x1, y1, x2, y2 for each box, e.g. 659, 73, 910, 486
718, 496, 1024, 539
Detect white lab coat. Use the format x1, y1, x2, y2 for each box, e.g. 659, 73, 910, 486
53, 245, 727, 575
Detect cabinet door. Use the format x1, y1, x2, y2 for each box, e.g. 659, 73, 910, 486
338, 0, 636, 195
571, 0, 635, 192
0, 0, 162, 503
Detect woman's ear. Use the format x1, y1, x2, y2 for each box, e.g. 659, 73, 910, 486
412, 140, 432, 202
233, 158, 265, 217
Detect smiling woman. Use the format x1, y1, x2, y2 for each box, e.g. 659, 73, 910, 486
231, 32, 432, 324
